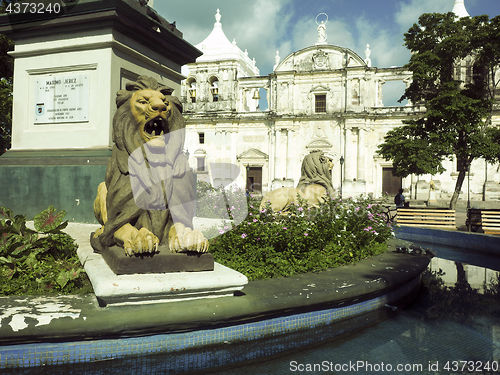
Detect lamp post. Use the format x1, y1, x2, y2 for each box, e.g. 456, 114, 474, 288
339, 156, 344, 197
246, 164, 250, 193
467, 162, 471, 232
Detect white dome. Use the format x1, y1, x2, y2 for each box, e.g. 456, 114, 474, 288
452, 0, 470, 18
194, 9, 259, 76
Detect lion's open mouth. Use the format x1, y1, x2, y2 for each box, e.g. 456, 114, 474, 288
144, 116, 168, 138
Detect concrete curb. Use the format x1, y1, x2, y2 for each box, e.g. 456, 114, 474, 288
395, 226, 500, 255
0, 238, 429, 346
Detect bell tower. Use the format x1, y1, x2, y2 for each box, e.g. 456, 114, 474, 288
182, 10, 261, 113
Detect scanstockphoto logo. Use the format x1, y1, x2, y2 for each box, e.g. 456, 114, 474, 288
1, 0, 81, 26
128, 131, 248, 239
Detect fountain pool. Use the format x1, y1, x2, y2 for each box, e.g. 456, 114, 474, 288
4, 242, 498, 374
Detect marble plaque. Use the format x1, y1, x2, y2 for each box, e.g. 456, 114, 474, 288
34, 74, 90, 124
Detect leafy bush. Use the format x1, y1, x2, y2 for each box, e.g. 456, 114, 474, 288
196, 183, 248, 221
196, 180, 215, 199
0, 206, 92, 296
209, 194, 395, 280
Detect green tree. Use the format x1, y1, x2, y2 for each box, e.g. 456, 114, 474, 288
0, 36, 13, 155
377, 13, 500, 209
0, 2, 14, 155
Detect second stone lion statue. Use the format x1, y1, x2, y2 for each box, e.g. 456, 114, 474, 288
260, 150, 335, 213
91, 76, 208, 256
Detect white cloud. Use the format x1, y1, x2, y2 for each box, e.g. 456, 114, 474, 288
152, 0, 497, 108
289, 15, 318, 52
155, 0, 293, 76
356, 21, 409, 68
225, 0, 294, 75
317, 19, 356, 51
395, 0, 451, 33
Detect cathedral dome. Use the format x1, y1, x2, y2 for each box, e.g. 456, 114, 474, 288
452, 0, 470, 18
194, 9, 259, 76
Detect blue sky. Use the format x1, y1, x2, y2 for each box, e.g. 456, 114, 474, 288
153, 0, 500, 106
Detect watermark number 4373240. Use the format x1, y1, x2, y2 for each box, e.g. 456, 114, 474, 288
1, 1, 62, 14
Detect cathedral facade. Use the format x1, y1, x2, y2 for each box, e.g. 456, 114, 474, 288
181, 5, 500, 202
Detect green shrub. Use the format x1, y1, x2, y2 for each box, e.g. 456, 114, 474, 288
196, 180, 215, 198
196, 184, 248, 221
0, 206, 92, 296
209, 194, 394, 280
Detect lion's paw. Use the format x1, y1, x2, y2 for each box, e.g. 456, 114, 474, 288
115, 224, 159, 256
169, 223, 209, 253
125, 227, 159, 256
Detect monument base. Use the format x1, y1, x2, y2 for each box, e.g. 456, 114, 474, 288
78, 240, 248, 307
427, 189, 437, 203
101, 245, 214, 275
0, 149, 109, 223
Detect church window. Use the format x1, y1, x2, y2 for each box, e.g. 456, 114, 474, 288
472, 63, 487, 89
455, 65, 462, 81
199, 132, 205, 144
209, 77, 219, 102
187, 79, 197, 103
315, 94, 326, 113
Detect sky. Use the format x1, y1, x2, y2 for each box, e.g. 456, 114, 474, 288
153, 0, 500, 106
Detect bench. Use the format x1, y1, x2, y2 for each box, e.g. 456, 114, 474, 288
466, 208, 483, 232
467, 209, 500, 235
397, 208, 456, 230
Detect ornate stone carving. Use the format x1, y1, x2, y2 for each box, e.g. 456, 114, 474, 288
315, 13, 328, 45
317, 21, 327, 44
298, 57, 313, 71
332, 91, 341, 108
91, 76, 209, 258
312, 50, 330, 70
260, 150, 335, 212
351, 79, 361, 105
301, 92, 311, 114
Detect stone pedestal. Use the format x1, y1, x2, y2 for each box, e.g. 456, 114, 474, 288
415, 180, 430, 201
101, 245, 214, 275
342, 180, 366, 196
0, 0, 199, 151
79, 240, 247, 307
428, 189, 437, 202
0, 0, 201, 222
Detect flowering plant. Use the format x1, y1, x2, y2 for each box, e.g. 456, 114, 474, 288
195, 183, 248, 221
208, 193, 395, 280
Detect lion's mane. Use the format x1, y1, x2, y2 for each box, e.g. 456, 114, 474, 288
259, 150, 334, 213
296, 150, 335, 196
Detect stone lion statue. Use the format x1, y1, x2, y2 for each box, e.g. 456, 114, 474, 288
91, 76, 208, 256
260, 150, 335, 213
